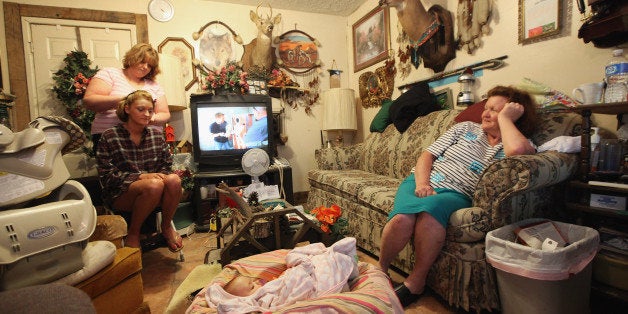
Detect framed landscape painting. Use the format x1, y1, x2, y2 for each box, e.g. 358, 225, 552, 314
352, 7, 390, 72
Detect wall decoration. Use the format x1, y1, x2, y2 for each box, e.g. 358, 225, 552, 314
353, 6, 390, 72
274, 29, 321, 74
434, 87, 454, 109
192, 21, 243, 72
457, 0, 492, 54
358, 56, 395, 108
247, 79, 268, 95
157, 37, 196, 91
518, 0, 561, 44
241, 6, 282, 72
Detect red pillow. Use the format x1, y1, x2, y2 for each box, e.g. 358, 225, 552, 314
454, 99, 486, 123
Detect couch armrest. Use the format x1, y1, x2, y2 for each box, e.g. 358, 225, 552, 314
314, 143, 364, 170
89, 215, 127, 248
474, 151, 578, 227
448, 152, 578, 242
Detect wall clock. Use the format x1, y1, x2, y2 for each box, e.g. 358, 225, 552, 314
148, 0, 174, 22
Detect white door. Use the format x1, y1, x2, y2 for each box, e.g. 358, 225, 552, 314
24, 18, 135, 119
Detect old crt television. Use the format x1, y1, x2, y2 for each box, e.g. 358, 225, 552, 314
190, 93, 274, 172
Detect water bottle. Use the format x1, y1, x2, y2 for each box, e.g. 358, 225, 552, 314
603, 49, 628, 103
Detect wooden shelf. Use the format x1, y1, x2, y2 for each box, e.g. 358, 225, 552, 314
565, 202, 628, 220
573, 102, 628, 115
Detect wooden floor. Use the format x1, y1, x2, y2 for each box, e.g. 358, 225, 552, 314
140, 229, 457, 313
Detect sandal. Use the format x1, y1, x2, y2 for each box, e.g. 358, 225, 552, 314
394, 283, 423, 307
163, 229, 184, 253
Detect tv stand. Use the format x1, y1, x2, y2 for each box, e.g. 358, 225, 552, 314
192, 165, 293, 226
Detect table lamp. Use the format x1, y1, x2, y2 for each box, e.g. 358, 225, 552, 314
322, 88, 357, 146
157, 53, 188, 112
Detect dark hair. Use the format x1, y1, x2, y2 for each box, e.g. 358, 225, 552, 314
122, 43, 160, 80
486, 85, 537, 137
116, 90, 154, 122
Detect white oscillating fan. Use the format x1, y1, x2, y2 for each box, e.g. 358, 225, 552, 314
241, 148, 270, 183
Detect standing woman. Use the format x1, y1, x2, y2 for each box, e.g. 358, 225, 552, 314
83, 43, 170, 149
96, 90, 183, 252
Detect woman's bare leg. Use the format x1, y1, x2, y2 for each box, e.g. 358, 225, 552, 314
403, 212, 445, 294
113, 179, 164, 248
159, 174, 183, 250
378, 213, 416, 274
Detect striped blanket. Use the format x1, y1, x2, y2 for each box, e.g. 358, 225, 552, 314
186, 246, 403, 313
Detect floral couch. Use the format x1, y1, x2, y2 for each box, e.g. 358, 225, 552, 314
305, 109, 582, 312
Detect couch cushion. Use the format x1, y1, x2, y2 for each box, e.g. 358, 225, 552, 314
454, 99, 486, 123
74, 247, 142, 298
308, 169, 400, 215
532, 111, 582, 146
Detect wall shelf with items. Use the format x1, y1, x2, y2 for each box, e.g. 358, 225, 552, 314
568, 100, 627, 309
573, 101, 627, 182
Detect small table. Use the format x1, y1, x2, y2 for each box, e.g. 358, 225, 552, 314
206, 201, 324, 265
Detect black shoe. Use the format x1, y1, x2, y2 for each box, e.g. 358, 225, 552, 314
394, 283, 422, 307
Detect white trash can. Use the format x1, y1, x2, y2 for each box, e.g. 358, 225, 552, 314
485, 218, 599, 314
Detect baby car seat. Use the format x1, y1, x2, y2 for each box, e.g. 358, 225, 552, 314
0, 117, 96, 290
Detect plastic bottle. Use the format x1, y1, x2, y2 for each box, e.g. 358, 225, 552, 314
603, 49, 628, 103
590, 127, 601, 172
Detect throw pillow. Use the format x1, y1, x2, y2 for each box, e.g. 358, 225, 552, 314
388, 81, 440, 133
369, 99, 394, 132
454, 99, 487, 123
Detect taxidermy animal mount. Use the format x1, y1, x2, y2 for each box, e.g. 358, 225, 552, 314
379, 0, 455, 72
241, 4, 282, 72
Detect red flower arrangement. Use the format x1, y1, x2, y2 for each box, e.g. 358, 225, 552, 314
310, 204, 342, 233
200, 61, 249, 95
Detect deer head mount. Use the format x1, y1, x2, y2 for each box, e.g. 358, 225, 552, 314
241, 4, 282, 72
379, 0, 455, 72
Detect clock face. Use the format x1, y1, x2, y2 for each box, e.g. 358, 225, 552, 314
148, 0, 174, 22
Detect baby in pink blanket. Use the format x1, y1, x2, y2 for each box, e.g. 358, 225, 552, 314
205, 237, 360, 313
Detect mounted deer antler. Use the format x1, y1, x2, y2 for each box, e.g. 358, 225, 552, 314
379, 0, 455, 72
241, 3, 282, 72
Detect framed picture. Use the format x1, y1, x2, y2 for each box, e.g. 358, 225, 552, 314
434, 88, 453, 110
157, 37, 197, 91
352, 6, 390, 72
518, 0, 561, 44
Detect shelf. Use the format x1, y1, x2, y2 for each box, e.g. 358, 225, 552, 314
569, 180, 628, 193
573, 102, 628, 115
565, 202, 628, 220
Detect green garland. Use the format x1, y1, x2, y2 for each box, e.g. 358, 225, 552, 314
52, 50, 99, 154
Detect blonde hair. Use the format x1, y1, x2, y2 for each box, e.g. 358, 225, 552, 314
116, 90, 154, 122
122, 43, 160, 80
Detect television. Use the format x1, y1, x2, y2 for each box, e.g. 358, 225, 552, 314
190, 93, 275, 172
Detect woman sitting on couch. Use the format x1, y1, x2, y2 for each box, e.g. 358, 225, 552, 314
378, 85, 537, 307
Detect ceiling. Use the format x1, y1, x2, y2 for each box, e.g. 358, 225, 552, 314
206, 0, 369, 17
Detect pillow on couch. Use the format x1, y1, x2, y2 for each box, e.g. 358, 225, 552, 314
369, 99, 393, 132
454, 99, 487, 123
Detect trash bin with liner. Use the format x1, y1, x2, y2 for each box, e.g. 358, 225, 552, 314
485, 218, 599, 314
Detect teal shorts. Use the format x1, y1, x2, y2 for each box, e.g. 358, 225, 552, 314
388, 173, 472, 228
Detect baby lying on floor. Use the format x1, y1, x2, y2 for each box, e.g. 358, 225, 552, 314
205, 237, 360, 313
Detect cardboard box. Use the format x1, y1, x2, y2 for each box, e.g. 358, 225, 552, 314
590, 193, 626, 211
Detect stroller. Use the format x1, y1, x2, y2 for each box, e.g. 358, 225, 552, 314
0, 117, 96, 290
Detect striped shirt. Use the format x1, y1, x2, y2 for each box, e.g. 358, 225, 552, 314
423, 122, 507, 198
90, 67, 165, 134
96, 124, 172, 206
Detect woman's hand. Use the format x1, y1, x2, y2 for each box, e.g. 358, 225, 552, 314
415, 183, 436, 198
498, 102, 524, 123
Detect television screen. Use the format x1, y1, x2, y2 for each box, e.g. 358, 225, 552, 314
190, 93, 274, 172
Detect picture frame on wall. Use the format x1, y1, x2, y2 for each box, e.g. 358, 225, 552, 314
157, 37, 197, 90
434, 87, 454, 110
518, 0, 561, 44
352, 6, 390, 72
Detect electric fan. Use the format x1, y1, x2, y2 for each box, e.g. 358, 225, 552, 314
241, 148, 270, 183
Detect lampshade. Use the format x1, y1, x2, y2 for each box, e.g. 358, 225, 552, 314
157, 53, 188, 112
322, 88, 357, 131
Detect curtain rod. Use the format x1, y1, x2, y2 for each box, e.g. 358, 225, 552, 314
397, 55, 508, 91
